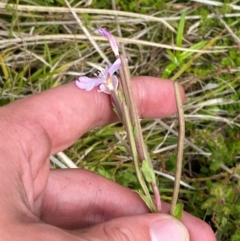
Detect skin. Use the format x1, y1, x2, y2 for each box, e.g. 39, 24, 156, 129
0, 76, 216, 240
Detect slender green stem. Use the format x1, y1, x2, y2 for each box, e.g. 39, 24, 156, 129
113, 91, 157, 212
116, 54, 161, 212
121, 103, 151, 198
170, 81, 185, 215
118, 55, 149, 164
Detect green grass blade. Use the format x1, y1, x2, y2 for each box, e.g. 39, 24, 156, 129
176, 11, 186, 47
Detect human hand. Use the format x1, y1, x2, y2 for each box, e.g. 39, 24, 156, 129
0, 76, 216, 241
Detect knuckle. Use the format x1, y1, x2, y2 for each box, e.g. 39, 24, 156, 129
103, 224, 136, 241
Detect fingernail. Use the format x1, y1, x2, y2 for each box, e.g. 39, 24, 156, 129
150, 217, 189, 241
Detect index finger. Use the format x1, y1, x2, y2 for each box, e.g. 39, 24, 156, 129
0, 76, 184, 153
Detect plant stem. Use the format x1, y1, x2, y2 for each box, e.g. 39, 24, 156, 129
117, 54, 161, 212
170, 81, 185, 215
118, 54, 151, 166
111, 88, 157, 212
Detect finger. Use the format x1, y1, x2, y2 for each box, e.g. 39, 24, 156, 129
39, 169, 149, 228
0, 77, 184, 154
161, 203, 216, 241
12, 215, 189, 241
40, 169, 216, 241
71, 213, 190, 241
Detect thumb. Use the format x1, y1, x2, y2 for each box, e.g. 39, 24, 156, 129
75, 214, 189, 241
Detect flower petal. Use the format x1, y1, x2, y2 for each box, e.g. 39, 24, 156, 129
107, 58, 128, 76
111, 75, 118, 90
108, 58, 122, 76
98, 83, 110, 94
98, 67, 108, 80
98, 75, 118, 94
97, 58, 122, 79
77, 76, 95, 83
76, 76, 103, 91
98, 27, 119, 56
98, 27, 111, 38
76, 80, 94, 91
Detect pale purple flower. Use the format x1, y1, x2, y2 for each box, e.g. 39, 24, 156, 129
76, 58, 122, 94
98, 27, 119, 57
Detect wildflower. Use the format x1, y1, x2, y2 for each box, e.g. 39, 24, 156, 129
76, 58, 122, 94
98, 27, 119, 57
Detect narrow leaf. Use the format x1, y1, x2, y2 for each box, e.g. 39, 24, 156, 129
137, 190, 158, 213
172, 203, 184, 220
176, 11, 186, 47
179, 41, 207, 61
141, 160, 156, 183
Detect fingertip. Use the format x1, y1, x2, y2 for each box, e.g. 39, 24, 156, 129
71, 213, 189, 241
182, 214, 216, 241
150, 216, 189, 241
132, 76, 185, 119
162, 202, 216, 241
